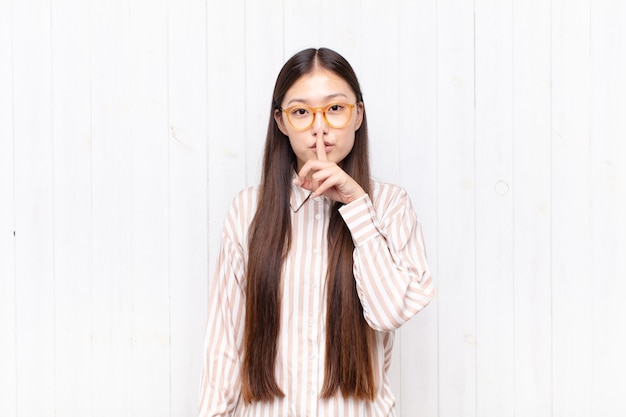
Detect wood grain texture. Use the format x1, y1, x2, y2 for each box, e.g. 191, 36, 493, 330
128, 0, 170, 415
0, 2, 17, 416
90, 1, 133, 415
11, 0, 55, 415
589, 1, 626, 416
551, 1, 593, 416
512, 0, 553, 415
475, 1, 515, 416
51, 0, 93, 415
168, 0, 208, 415
436, 1, 477, 416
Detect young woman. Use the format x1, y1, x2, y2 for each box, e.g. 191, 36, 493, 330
200, 47, 434, 417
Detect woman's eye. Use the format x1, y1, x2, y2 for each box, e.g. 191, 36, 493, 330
291, 108, 309, 116
328, 104, 344, 112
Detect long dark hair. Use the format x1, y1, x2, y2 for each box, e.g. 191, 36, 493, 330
241, 48, 375, 403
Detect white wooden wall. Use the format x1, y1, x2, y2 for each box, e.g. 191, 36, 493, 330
1, 1, 625, 416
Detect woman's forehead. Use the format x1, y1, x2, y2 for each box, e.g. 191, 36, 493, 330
284, 69, 355, 104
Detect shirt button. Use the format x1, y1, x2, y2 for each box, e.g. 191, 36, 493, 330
315, 214, 321, 220
313, 248, 321, 254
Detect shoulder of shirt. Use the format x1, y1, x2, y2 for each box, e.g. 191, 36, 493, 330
370, 179, 408, 202
231, 184, 260, 204
225, 185, 260, 221
366, 179, 416, 223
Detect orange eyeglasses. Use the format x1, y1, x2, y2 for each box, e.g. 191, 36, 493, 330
281, 102, 356, 130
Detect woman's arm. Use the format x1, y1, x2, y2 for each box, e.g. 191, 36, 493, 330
339, 183, 434, 332
199, 216, 247, 416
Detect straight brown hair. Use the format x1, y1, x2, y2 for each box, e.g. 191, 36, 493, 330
241, 48, 376, 403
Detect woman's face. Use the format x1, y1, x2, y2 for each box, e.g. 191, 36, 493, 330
274, 68, 363, 172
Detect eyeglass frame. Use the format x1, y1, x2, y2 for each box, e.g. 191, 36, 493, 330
279, 102, 357, 131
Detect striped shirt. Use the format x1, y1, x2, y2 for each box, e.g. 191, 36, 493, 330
200, 178, 434, 417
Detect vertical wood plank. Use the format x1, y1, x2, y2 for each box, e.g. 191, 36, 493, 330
128, 0, 171, 414
551, 0, 593, 416
12, 0, 56, 415
589, 1, 626, 415
320, 0, 360, 60
511, 0, 553, 415
168, 0, 208, 414
244, 0, 283, 186
91, 1, 133, 415
474, 1, 515, 416
0, 1, 17, 416
206, 0, 247, 278
436, 1, 477, 416
397, 1, 439, 416
283, 1, 323, 55
358, 1, 400, 185
50, 0, 93, 415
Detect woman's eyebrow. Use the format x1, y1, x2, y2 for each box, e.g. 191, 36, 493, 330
286, 93, 349, 106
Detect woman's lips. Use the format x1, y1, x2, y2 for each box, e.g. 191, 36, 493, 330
312, 144, 333, 152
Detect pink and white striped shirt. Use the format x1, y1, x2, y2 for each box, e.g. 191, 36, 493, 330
200, 178, 434, 417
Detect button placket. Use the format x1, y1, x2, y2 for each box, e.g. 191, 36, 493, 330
307, 197, 325, 407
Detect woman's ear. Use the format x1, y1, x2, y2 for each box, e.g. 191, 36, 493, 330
274, 109, 289, 135
355, 102, 364, 131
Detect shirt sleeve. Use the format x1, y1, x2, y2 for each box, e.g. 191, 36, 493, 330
338, 184, 434, 332
199, 209, 246, 416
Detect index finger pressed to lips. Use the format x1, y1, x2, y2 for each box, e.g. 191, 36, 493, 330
315, 136, 328, 162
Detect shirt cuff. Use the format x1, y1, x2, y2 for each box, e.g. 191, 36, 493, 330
338, 194, 381, 247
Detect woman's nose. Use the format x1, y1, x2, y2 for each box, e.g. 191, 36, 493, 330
311, 109, 329, 135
